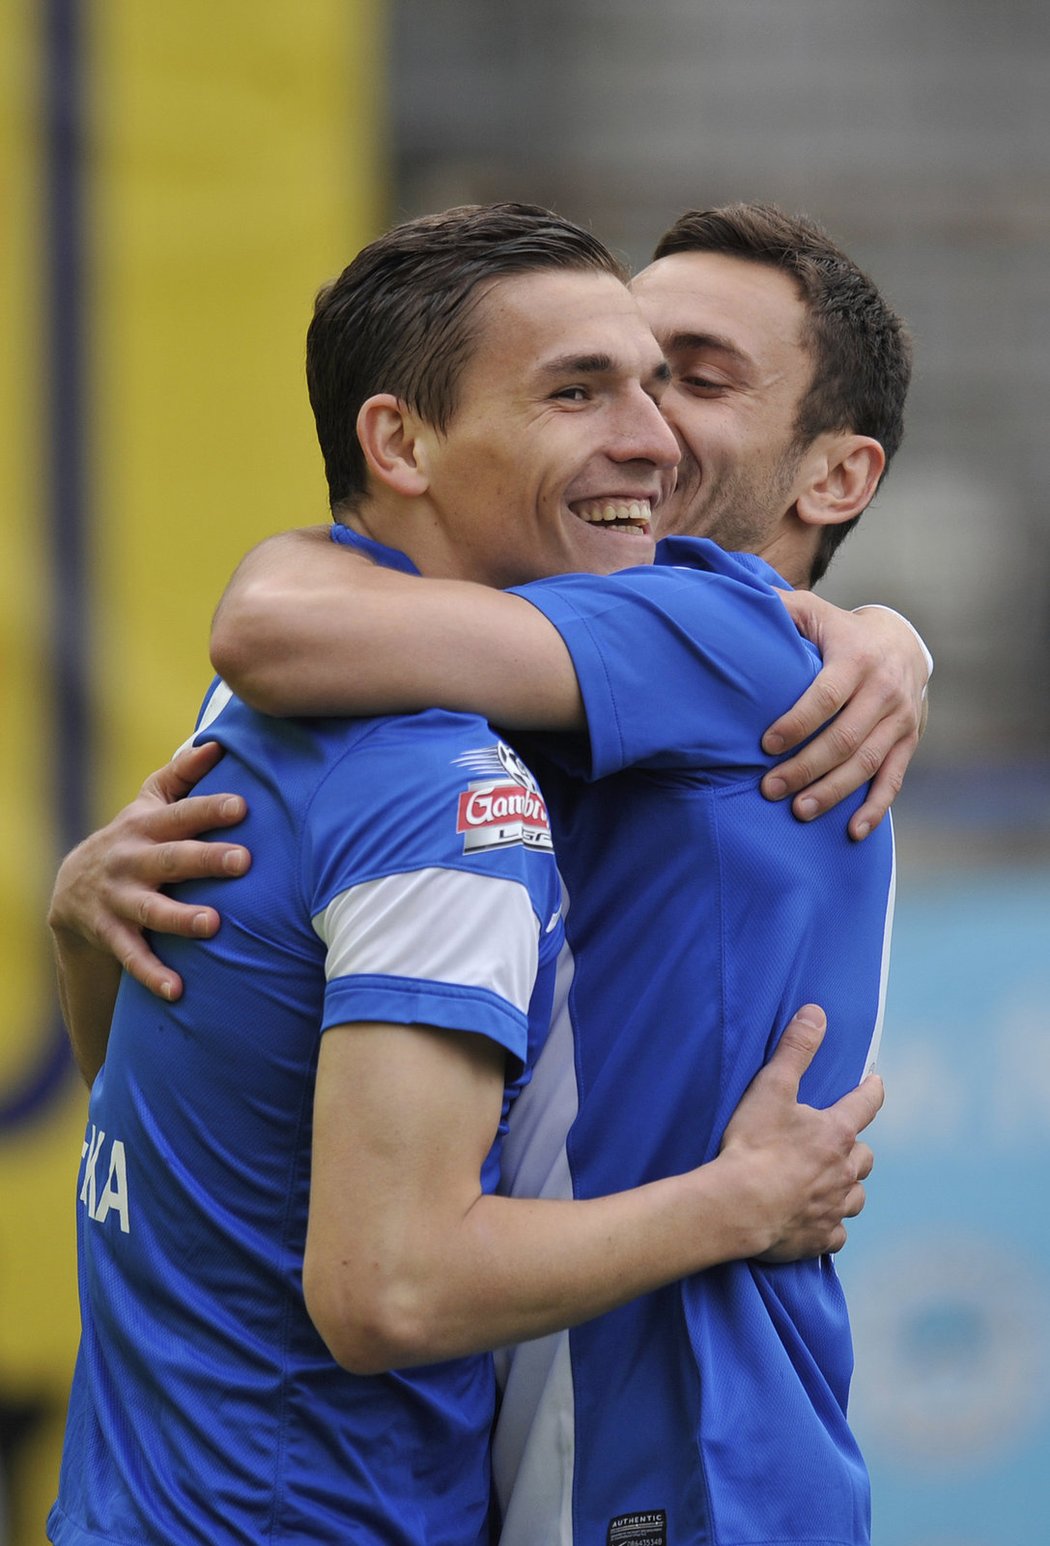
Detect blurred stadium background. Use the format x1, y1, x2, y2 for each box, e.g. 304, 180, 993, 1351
2, 3, 1048, 1542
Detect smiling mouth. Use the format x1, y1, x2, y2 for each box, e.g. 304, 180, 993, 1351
571, 498, 652, 536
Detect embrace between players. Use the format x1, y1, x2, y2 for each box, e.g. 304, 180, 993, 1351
48, 201, 927, 1546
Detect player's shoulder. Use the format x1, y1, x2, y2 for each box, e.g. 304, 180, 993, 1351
311, 711, 556, 863
336, 707, 523, 782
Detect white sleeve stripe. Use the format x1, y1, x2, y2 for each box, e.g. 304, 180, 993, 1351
312, 868, 541, 1014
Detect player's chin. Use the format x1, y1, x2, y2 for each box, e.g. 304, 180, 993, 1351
566, 517, 656, 575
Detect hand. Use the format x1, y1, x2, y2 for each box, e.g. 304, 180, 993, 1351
718, 1005, 884, 1261
761, 593, 930, 840
48, 741, 251, 1002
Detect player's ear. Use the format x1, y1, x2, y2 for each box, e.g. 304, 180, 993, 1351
795, 433, 885, 529
356, 394, 432, 497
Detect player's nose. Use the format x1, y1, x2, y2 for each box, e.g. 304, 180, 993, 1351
613, 389, 681, 471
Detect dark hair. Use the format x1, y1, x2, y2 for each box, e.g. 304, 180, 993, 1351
654, 202, 912, 581
307, 202, 627, 512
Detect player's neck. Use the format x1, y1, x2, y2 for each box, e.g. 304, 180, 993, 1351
747, 526, 815, 589
345, 495, 484, 583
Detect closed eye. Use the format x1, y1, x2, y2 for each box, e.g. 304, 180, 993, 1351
680, 375, 728, 393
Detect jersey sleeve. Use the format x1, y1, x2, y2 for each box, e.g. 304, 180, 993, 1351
300, 711, 562, 1071
511, 554, 821, 780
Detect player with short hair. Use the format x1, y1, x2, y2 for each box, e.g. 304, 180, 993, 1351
650, 201, 911, 584
48, 203, 885, 1546
199, 202, 918, 1543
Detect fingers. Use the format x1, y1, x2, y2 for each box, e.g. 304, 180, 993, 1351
846, 738, 915, 840
137, 793, 250, 848
851, 1140, 874, 1184
762, 675, 877, 787
764, 1005, 827, 1091
106, 831, 249, 891
785, 739, 885, 821
136, 892, 222, 939
763, 705, 918, 829
762, 594, 927, 826
829, 1073, 885, 1137
763, 673, 899, 789
825, 1222, 849, 1255
142, 740, 226, 803
101, 890, 224, 999
87, 881, 224, 998
109, 839, 246, 948
762, 668, 854, 759
760, 1211, 849, 1263
838, 1142, 876, 1228
98, 920, 187, 1002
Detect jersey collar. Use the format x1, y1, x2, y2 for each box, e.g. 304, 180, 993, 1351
329, 523, 420, 575
655, 535, 790, 591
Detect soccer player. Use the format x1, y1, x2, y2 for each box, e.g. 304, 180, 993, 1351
47, 205, 885, 1546
200, 203, 919, 1543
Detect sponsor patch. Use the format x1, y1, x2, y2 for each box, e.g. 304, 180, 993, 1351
607, 1510, 667, 1546
453, 742, 553, 854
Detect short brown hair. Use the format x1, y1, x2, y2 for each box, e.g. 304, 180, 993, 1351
654, 203, 912, 581
307, 202, 627, 512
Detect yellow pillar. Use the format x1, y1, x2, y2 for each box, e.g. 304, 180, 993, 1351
0, 4, 386, 1539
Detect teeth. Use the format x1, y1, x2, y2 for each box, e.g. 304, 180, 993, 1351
574, 499, 652, 527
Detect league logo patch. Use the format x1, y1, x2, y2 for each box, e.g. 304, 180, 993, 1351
453, 742, 553, 854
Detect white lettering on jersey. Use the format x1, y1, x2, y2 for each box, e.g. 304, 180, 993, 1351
80, 1125, 106, 1216
80, 1124, 131, 1233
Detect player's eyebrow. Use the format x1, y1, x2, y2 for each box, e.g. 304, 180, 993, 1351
662, 330, 754, 371
537, 353, 672, 389
537, 352, 617, 379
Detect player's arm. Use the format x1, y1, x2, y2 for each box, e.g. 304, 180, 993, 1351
212, 527, 927, 825
211, 526, 585, 729
304, 1005, 882, 1373
48, 742, 251, 1080
60, 536, 926, 1019
762, 590, 931, 839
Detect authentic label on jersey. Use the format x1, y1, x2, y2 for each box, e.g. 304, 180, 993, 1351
607, 1510, 667, 1546
453, 742, 553, 854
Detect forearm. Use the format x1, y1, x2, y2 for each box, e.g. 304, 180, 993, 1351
211, 531, 423, 716
308, 1020, 772, 1373
310, 1152, 767, 1375
438, 1149, 792, 1347
49, 925, 120, 1087
210, 527, 583, 728
308, 1012, 875, 1375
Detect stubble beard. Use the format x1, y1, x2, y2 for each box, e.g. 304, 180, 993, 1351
667, 446, 804, 557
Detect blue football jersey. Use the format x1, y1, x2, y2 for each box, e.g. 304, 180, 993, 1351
494, 539, 894, 1546
49, 533, 563, 1545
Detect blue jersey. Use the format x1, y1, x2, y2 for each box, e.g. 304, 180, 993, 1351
494, 539, 895, 1546
49, 533, 563, 1545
